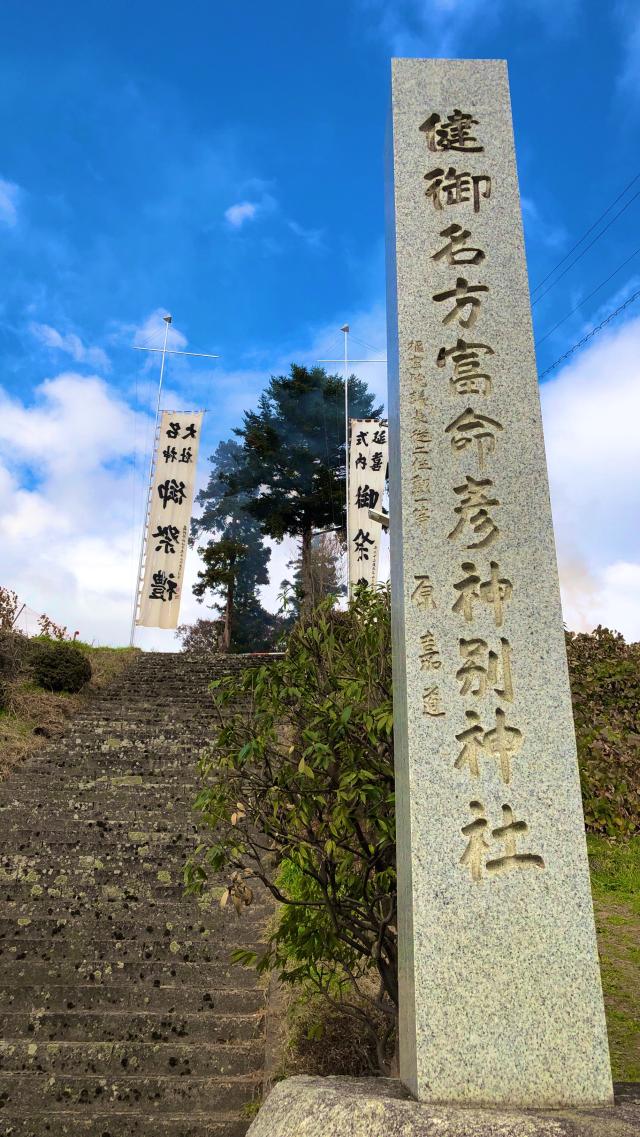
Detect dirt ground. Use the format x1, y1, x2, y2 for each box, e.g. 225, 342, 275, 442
0, 643, 138, 781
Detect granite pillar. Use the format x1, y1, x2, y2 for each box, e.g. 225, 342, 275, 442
385, 58, 612, 1108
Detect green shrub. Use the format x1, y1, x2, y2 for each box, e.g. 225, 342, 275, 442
185, 603, 639, 1074
32, 641, 92, 693
567, 627, 640, 839
186, 585, 397, 1070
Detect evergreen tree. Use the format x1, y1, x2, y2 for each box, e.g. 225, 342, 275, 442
284, 532, 346, 616
230, 597, 285, 653
193, 440, 269, 602
224, 364, 382, 606
193, 537, 247, 652
192, 439, 273, 650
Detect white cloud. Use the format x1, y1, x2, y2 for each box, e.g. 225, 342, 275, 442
0, 177, 20, 227
224, 192, 280, 231
301, 296, 640, 641
359, 0, 496, 55
541, 313, 640, 639
224, 194, 323, 248
132, 309, 188, 352
225, 201, 258, 228
29, 322, 110, 372
615, 1, 640, 94
302, 300, 388, 407
0, 364, 277, 651
360, 0, 578, 55
5, 300, 640, 651
288, 220, 325, 250
521, 196, 567, 251
0, 373, 154, 646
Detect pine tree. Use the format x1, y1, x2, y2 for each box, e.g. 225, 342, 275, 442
192, 440, 272, 649
284, 532, 346, 615
192, 537, 247, 652
224, 365, 381, 607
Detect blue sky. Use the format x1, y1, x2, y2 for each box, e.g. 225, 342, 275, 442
2, 0, 640, 645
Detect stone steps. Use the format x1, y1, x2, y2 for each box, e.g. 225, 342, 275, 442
1, 846, 197, 861
0, 808, 199, 826
0, 780, 201, 798
0, 1011, 263, 1043
0, 958, 260, 987
0, 909, 269, 943
0, 651, 275, 1135
0, 939, 260, 965
3, 821, 192, 837
0, 981, 264, 1017
0, 1039, 263, 1077
0, 1072, 261, 1112
0, 1114, 250, 1137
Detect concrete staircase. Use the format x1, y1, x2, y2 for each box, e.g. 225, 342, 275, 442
0, 651, 274, 1137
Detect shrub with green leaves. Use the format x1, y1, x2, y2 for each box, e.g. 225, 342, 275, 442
566, 626, 640, 839
186, 585, 397, 1068
32, 641, 92, 693
186, 600, 639, 1073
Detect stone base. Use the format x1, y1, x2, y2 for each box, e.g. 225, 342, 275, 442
247, 1076, 640, 1136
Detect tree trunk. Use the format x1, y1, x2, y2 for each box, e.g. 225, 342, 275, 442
221, 573, 234, 653
300, 526, 313, 614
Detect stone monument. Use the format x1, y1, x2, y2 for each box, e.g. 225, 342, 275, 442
385, 58, 612, 1108
248, 59, 635, 1136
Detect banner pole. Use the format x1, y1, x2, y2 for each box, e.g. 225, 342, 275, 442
129, 315, 172, 647
340, 324, 351, 602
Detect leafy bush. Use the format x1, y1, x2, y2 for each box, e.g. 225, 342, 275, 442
32, 642, 92, 693
186, 602, 639, 1075
566, 627, 640, 838
186, 585, 397, 1070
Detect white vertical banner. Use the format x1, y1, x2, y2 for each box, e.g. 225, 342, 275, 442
348, 418, 388, 590
137, 411, 204, 629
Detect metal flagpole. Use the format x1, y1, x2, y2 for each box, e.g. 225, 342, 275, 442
318, 330, 387, 602
340, 323, 350, 599
129, 315, 172, 647
129, 316, 220, 646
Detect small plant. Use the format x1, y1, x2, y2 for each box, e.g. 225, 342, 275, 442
186, 585, 397, 1072
32, 642, 92, 693
240, 1096, 262, 1120
0, 587, 20, 632
37, 613, 68, 640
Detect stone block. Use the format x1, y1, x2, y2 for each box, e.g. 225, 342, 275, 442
247, 1076, 640, 1137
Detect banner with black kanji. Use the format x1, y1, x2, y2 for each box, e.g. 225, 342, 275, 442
137, 411, 203, 629
348, 418, 388, 590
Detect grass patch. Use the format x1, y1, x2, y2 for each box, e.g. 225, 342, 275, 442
589, 837, 640, 1081
0, 643, 139, 782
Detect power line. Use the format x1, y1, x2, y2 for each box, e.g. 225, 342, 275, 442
537, 246, 640, 346
537, 286, 640, 380
531, 172, 640, 296
349, 332, 386, 356
532, 185, 640, 306
136, 326, 167, 350
317, 336, 343, 363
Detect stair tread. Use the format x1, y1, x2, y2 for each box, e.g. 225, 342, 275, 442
0, 652, 272, 1134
